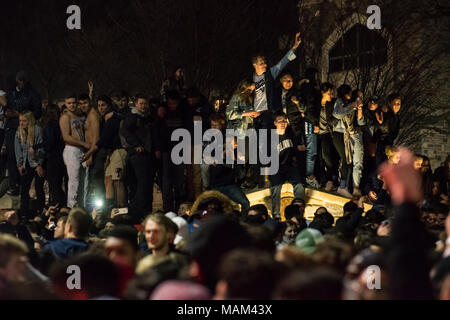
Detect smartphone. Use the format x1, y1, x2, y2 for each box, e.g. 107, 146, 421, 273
116, 208, 128, 215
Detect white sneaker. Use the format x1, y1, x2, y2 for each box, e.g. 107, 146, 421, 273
337, 188, 353, 198
306, 176, 321, 189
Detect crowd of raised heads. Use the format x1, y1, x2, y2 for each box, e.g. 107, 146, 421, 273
0, 33, 449, 299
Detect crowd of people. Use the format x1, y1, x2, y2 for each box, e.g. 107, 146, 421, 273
0, 32, 449, 300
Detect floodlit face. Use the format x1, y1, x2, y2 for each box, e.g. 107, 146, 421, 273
322, 89, 333, 103
0, 253, 28, 282
281, 75, 294, 91
167, 98, 179, 112
284, 226, 299, 242
368, 102, 378, 111
356, 91, 364, 100
178, 204, 190, 216
392, 152, 401, 165
54, 219, 66, 240
390, 99, 401, 114
135, 98, 148, 114
414, 158, 424, 170
65, 98, 77, 113
19, 115, 29, 129
210, 120, 223, 131
253, 57, 267, 75
97, 100, 109, 117
274, 116, 288, 131
105, 237, 137, 267
78, 99, 90, 114
145, 220, 169, 252
118, 97, 128, 109
175, 68, 184, 79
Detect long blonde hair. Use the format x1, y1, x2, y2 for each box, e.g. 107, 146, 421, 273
19, 111, 36, 145
233, 79, 254, 106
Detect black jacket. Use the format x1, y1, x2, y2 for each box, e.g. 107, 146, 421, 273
153, 106, 190, 153
34, 120, 65, 158
317, 99, 338, 135
334, 208, 364, 240
0, 221, 35, 249
97, 112, 124, 151
6, 85, 42, 129
273, 87, 305, 146
373, 110, 400, 144
120, 108, 153, 156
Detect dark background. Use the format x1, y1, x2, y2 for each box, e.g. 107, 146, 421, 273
0, 0, 301, 101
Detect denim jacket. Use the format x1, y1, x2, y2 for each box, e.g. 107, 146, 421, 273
15, 125, 45, 168
332, 98, 365, 133
226, 94, 254, 135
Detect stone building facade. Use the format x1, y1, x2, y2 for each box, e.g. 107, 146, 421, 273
294, 0, 449, 170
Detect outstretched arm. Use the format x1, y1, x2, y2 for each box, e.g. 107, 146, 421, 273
270, 32, 302, 79
88, 80, 94, 101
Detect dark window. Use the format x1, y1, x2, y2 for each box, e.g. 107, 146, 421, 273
329, 24, 387, 73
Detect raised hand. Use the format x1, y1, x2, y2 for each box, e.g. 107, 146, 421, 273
291, 96, 300, 105
375, 111, 383, 124
35, 165, 45, 178
378, 147, 423, 205
88, 80, 94, 93
292, 32, 302, 51
88, 80, 94, 100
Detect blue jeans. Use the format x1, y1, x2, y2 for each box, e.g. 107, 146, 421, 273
305, 132, 317, 177
350, 133, 364, 187
213, 185, 250, 212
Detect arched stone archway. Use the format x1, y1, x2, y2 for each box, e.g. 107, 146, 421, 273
319, 12, 393, 83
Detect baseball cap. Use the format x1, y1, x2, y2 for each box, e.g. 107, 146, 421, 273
295, 228, 325, 254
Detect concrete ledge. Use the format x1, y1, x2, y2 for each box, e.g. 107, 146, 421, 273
245, 184, 372, 221
0, 194, 20, 209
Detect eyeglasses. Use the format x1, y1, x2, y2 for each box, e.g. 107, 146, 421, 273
276, 120, 288, 124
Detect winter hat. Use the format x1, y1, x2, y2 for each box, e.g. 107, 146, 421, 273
165, 212, 177, 219
171, 216, 188, 244
295, 228, 325, 254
